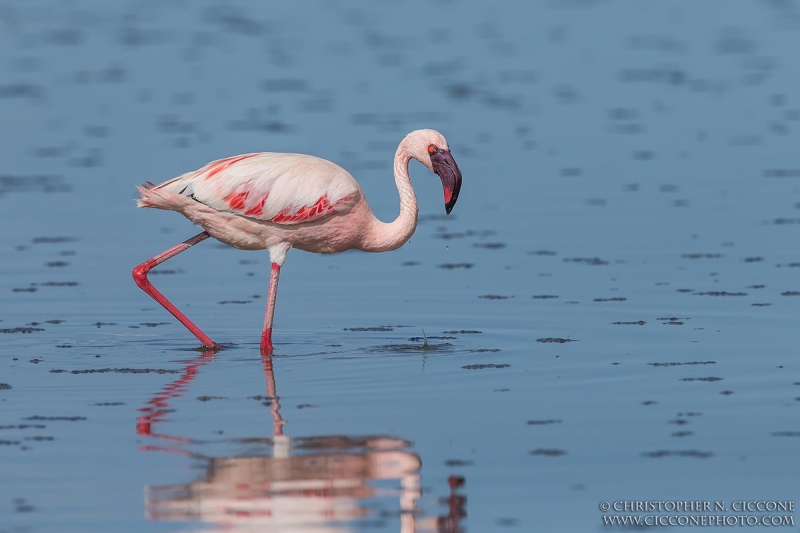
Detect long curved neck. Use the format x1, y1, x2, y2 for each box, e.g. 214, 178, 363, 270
360, 143, 419, 253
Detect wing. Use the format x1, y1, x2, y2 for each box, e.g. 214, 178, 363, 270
155, 153, 360, 224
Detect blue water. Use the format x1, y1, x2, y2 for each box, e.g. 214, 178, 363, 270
1, 1, 799, 531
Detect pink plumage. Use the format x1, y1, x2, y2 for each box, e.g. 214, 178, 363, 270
139, 152, 359, 224
133, 129, 463, 354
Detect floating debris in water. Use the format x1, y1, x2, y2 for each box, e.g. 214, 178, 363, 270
438, 263, 473, 269
445, 459, 473, 466
529, 449, 566, 456
50, 368, 181, 374
0, 175, 71, 195
563, 257, 608, 265
1, 327, 45, 334
0, 83, 45, 99
418, 214, 454, 223
24, 416, 86, 421
682, 253, 723, 259
32, 236, 77, 244
649, 361, 715, 367
149, 269, 183, 275
764, 168, 800, 177
642, 450, 713, 458
473, 242, 506, 249
694, 291, 747, 296
261, 78, 308, 92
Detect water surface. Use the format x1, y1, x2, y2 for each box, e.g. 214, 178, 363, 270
2, 1, 799, 531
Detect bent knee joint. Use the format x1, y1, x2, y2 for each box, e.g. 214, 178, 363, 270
132, 260, 155, 287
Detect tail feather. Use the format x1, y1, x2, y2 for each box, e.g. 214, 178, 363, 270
135, 184, 151, 208
136, 183, 184, 210
136, 172, 197, 205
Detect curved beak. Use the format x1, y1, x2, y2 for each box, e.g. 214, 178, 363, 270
430, 149, 462, 214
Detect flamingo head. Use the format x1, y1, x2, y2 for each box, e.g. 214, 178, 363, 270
404, 129, 463, 214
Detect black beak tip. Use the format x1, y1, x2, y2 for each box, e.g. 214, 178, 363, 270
431, 149, 462, 216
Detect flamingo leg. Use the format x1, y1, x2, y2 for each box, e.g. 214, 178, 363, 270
132, 231, 216, 349
260, 263, 281, 355
261, 355, 285, 436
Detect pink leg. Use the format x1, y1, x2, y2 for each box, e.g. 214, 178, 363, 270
132, 231, 216, 349
260, 263, 281, 355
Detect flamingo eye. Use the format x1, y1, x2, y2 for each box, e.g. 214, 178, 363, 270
428, 144, 437, 154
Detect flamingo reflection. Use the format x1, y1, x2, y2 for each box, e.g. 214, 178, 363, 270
137, 352, 465, 532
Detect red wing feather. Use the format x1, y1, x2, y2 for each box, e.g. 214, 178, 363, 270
153, 152, 360, 224
271, 193, 354, 223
